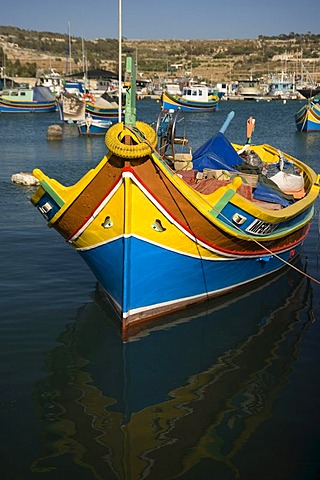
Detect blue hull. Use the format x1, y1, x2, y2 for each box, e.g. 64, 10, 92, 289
77, 120, 112, 136
162, 99, 218, 112
0, 103, 56, 113
296, 119, 320, 132
79, 236, 302, 321
295, 102, 320, 132
85, 104, 122, 121
78, 125, 109, 135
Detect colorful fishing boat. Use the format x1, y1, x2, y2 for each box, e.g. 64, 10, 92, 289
85, 91, 124, 122
162, 84, 220, 112
58, 90, 123, 123
57, 91, 85, 123
30, 57, 320, 333
0, 86, 57, 113
294, 100, 320, 132
77, 116, 112, 136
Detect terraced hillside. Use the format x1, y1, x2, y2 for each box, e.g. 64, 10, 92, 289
0, 27, 319, 84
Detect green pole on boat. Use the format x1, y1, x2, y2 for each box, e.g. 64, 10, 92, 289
124, 56, 137, 127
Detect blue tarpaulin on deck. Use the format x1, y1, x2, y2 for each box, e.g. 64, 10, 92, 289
192, 132, 243, 172
33, 86, 55, 102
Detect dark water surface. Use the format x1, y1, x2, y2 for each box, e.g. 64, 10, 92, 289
1, 99, 320, 480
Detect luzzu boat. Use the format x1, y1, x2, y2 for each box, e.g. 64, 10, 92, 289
58, 90, 124, 123
0, 85, 57, 113
30, 57, 320, 333
85, 91, 124, 122
294, 100, 320, 132
162, 84, 220, 112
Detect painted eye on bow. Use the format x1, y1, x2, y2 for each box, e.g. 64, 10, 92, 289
102, 216, 113, 228
151, 219, 166, 232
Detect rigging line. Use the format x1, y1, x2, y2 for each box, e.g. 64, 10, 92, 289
125, 125, 320, 285
301, 104, 309, 131
211, 206, 320, 286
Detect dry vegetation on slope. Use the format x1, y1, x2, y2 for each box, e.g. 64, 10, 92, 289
0, 27, 319, 83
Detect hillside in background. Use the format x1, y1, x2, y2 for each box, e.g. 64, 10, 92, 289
0, 26, 319, 84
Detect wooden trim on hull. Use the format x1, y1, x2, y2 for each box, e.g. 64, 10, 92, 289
53, 155, 127, 237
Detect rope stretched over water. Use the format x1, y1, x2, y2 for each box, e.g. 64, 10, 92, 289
217, 208, 320, 285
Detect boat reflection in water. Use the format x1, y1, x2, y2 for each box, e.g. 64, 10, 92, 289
31, 261, 314, 479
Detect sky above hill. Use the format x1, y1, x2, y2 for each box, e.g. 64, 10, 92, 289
0, 0, 318, 40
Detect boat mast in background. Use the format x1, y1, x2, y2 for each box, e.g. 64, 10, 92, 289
118, 0, 122, 122
82, 35, 88, 92
65, 20, 72, 76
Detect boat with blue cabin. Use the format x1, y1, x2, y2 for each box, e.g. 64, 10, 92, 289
30, 56, 320, 333
267, 73, 298, 100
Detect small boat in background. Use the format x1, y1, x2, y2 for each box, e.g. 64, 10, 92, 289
162, 84, 220, 112
77, 116, 112, 136
295, 62, 320, 100
57, 91, 85, 122
58, 86, 123, 124
236, 78, 264, 99
30, 56, 320, 334
85, 91, 124, 122
0, 85, 57, 113
294, 100, 320, 132
296, 85, 320, 99
64, 80, 85, 96
266, 72, 298, 100
36, 69, 65, 97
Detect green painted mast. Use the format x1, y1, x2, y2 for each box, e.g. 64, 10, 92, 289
124, 56, 137, 127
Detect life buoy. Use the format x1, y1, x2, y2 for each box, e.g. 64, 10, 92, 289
83, 93, 95, 103
105, 121, 157, 159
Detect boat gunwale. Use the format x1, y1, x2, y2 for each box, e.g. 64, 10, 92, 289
32, 144, 319, 245
151, 147, 319, 223
62, 165, 312, 257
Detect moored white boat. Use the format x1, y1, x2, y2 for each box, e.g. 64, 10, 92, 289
236, 78, 264, 99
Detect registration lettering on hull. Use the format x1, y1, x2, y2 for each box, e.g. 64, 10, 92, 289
245, 218, 275, 235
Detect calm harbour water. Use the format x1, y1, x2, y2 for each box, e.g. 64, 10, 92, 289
1, 99, 320, 480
